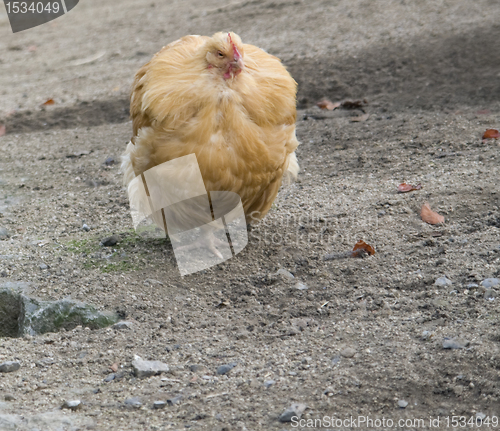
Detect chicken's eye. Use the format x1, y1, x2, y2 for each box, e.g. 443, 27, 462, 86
217, 51, 225, 58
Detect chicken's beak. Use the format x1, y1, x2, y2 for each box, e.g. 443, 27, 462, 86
233, 58, 245, 70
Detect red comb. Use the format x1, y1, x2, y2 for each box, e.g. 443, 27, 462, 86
228, 32, 241, 60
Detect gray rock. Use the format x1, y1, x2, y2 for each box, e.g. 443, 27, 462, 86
295, 282, 308, 290
340, 347, 356, 358
275, 269, 294, 280
27, 298, 118, 335
82, 224, 90, 232
153, 400, 167, 410
216, 362, 237, 375
484, 289, 496, 300
481, 278, 499, 288
104, 373, 115, 382
398, 400, 408, 408
264, 380, 276, 388
101, 235, 120, 247
39, 263, 48, 270
422, 331, 433, 341
124, 397, 142, 408
4, 395, 15, 402
132, 358, 169, 378
331, 356, 341, 365
104, 156, 116, 166
113, 321, 133, 330
0, 362, 20, 373
278, 403, 306, 422
36, 357, 55, 367
443, 338, 467, 349
62, 400, 82, 410
468, 283, 479, 288
477, 412, 487, 421
0, 283, 118, 337
0, 227, 10, 239
435, 276, 452, 287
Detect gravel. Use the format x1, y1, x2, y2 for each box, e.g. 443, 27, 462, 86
0, 0, 499, 429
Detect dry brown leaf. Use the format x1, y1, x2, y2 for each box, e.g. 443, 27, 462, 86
482, 129, 500, 140
421, 202, 444, 225
397, 183, 422, 193
341, 99, 368, 109
350, 113, 369, 122
0, 125, 5, 137
476, 109, 491, 115
110, 362, 119, 373
41, 98, 55, 106
317, 99, 341, 110
351, 240, 375, 257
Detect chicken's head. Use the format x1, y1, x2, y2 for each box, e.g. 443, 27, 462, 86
205, 32, 245, 80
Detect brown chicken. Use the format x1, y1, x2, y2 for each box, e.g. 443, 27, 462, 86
122, 31, 299, 240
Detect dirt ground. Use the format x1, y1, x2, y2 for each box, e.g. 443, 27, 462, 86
1, 0, 500, 430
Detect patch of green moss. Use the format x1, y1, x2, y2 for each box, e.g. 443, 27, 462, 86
100, 260, 138, 273
65, 238, 100, 255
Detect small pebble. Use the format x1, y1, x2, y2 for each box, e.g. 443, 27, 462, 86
295, 282, 308, 290
279, 403, 306, 422
435, 276, 452, 287
477, 413, 487, 421
324, 387, 334, 396
443, 338, 467, 349
484, 289, 496, 300
481, 278, 499, 288
4, 394, 15, 401
113, 321, 133, 330
422, 331, 433, 341
124, 397, 142, 408
101, 235, 120, 247
153, 400, 167, 410
216, 362, 237, 375
62, 400, 81, 411
104, 156, 116, 166
0, 362, 20, 373
340, 347, 356, 358
0, 227, 10, 239
132, 358, 169, 378
82, 224, 90, 231
398, 400, 408, 408
331, 356, 341, 365
39, 263, 48, 270
264, 380, 275, 388
104, 373, 115, 382
276, 268, 294, 280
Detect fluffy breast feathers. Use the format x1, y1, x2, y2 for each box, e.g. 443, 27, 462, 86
123, 32, 300, 222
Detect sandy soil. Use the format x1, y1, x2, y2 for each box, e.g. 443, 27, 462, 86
0, 0, 500, 430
